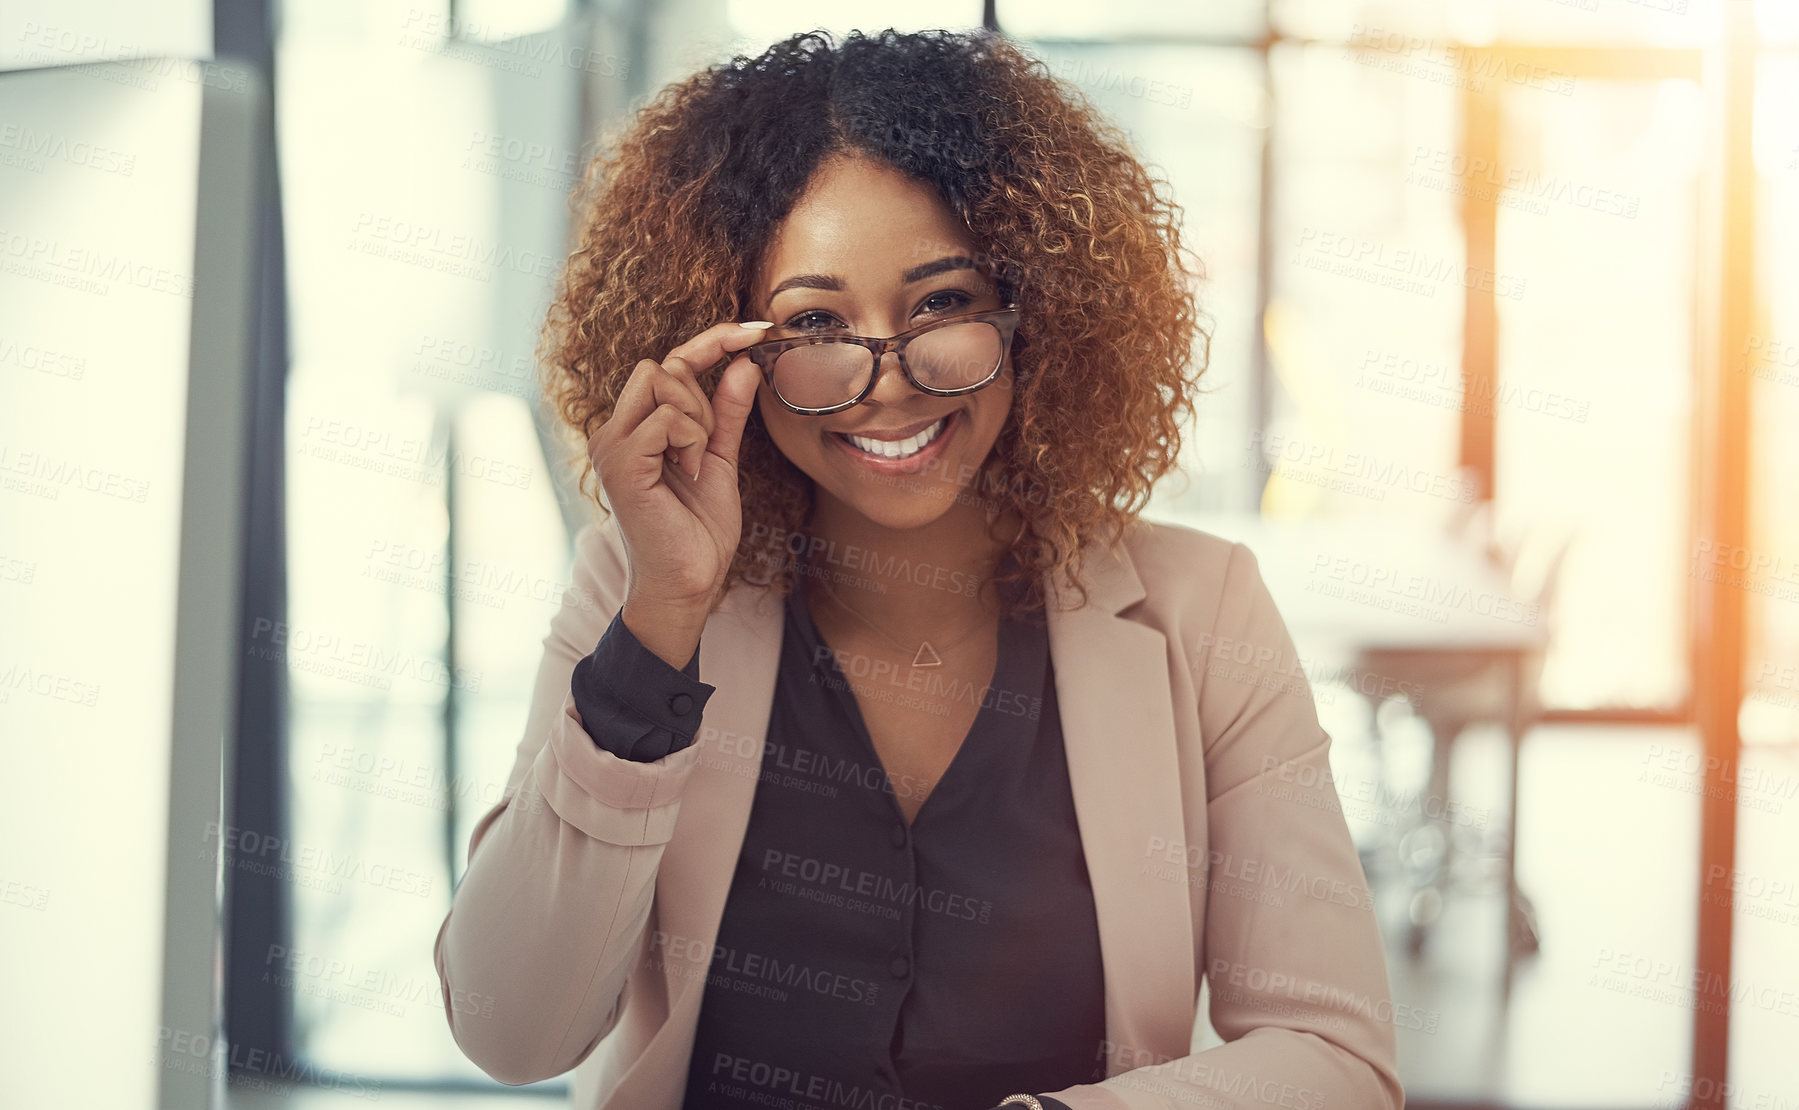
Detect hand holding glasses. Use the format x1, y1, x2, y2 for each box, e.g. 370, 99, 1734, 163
587, 321, 772, 668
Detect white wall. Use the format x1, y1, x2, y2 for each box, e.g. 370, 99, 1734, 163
0, 59, 206, 1109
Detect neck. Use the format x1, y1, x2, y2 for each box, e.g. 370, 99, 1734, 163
798, 492, 1017, 645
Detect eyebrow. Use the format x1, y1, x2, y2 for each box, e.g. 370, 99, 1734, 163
767, 255, 979, 301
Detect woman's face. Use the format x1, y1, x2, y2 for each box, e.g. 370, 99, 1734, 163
747, 154, 1014, 533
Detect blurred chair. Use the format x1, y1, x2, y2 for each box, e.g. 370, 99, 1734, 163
1356, 497, 1574, 964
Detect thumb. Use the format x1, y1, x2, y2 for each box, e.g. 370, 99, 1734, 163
707, 354, 763, 466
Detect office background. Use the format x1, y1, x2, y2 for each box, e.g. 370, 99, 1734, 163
1, 0, 1796, 1107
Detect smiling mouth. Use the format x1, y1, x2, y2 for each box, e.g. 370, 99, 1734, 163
833, 415, 952, 460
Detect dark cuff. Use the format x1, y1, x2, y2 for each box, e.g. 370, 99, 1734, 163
569, 606, 716, 761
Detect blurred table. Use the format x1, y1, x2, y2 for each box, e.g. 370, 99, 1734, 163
1171, 511, 1550, 978
1173, 511, 1545, 653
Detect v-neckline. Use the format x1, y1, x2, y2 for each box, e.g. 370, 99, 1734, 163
786, 566, 1035, 829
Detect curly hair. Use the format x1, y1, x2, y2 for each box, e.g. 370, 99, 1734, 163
539, 27, 1209, 618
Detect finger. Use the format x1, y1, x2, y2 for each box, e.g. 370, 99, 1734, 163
659, 355, 714, 440
622, 404, 708, 487
705, 353, 764, 467
606, 359, 665, 444
652, 358, 712, 474
612, 358, 712, 460
664, 320, 771, 381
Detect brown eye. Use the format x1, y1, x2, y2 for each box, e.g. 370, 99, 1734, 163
786, 311, 846, 332
917, 290, 973, 318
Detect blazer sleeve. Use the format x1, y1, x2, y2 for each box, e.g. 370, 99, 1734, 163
432, 514, 710, 1085
1042, 540, 1405, 1110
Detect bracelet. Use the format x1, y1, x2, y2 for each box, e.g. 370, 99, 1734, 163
998, 1097, 1044, 1110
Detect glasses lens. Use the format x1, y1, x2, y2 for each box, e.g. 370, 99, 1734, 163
771, 343, 874, 411
907, 322, 1004, 391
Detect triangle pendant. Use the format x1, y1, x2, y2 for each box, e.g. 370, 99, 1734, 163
911, 642, 943, 668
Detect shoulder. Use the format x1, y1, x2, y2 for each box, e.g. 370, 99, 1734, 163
1115, 515, 1254, 613
1106, 515, 1286, 659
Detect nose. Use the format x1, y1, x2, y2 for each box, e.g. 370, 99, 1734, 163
863, 348, 922, 406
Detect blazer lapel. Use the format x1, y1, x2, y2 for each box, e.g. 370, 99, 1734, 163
1044, 526, 1198, 1071
648, 525, 1196, 1082
654, 577, 783, 1003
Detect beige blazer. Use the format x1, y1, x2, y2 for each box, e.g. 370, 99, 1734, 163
434, 512, 1405, 1110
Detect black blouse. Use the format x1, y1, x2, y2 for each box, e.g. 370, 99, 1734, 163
570, 566, 1106, 1110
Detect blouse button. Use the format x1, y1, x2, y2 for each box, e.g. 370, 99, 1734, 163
888, 955, 911, 979
668, 692, 694, 715
889, 823, 908, 849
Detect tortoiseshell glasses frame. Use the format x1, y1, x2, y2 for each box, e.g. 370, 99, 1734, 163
742, 302, 1023, 417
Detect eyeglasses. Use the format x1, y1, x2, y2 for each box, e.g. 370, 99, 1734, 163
743, 306, 1022, 416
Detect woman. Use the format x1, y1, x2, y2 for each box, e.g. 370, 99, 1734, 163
434, 27, 1404, 1110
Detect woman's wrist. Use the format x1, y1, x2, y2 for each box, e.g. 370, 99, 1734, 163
619, 594, 708, 671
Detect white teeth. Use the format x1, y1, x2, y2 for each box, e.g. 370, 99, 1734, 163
844, 416, 948, 459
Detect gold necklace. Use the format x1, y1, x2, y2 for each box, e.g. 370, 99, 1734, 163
811, 572, 993, 669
